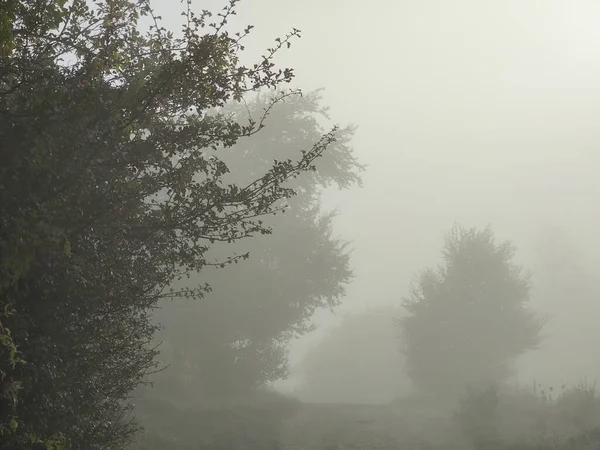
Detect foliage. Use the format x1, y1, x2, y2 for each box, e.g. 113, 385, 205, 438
453, 381, 600, 450
399, 225, 544, 400
553, 380, 600, 434
135, 89, 362, 405
0, 0, 340, 447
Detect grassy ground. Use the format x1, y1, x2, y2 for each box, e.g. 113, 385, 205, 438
133, 384, 600, 449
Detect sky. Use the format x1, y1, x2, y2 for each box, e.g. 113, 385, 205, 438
156, 0, 600, 392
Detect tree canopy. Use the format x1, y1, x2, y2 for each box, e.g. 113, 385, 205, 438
399, 225, 544, 401
0, 0, 343, 447
140, 89, 362, 406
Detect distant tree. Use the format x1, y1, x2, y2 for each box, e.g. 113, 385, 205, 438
399, 225, 544, 401
141, 90, 363, 406
0, 0, 338, 448
294, 306, 412, 404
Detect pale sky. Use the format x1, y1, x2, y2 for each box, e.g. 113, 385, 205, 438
156, 0, 600, 390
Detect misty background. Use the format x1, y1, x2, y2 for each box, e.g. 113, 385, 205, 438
6, 0, 600, 448
147, 0, 600, 400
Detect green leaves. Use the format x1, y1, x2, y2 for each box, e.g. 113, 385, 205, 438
62, 239, 71, 258
0, 7, 15, 57
0, 0, 339, 447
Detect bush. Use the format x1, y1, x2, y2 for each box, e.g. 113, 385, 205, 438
452, 380, 600, 450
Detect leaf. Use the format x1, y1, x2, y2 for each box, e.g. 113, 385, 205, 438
63, 239, 71, 257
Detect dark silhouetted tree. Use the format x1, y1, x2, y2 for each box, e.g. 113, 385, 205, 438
399, 225, 544, 401
0, 0, 339, 448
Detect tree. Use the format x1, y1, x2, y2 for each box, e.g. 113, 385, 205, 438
0, 0, 339, 447
399, 225, 544, 402
294, 306, 412, 404
140, 89, 362, 406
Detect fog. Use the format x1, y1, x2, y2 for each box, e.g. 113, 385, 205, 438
134, 0, 600, 445
167, 0, 600, 393
148, 0, 600, 409
8, 0, 600, 448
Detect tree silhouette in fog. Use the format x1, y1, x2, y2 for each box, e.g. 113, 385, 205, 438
132, 90, 361, 449
145, 90, 362, 404
399, 225, 544, 400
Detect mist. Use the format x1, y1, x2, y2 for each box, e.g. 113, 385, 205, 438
4, 0, 600, 449
225, 0, 600, 392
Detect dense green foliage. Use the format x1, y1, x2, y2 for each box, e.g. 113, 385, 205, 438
0, 0, 341, 447
399, 225, 544, 401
